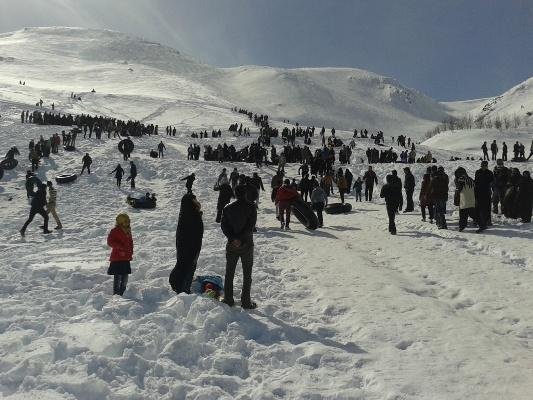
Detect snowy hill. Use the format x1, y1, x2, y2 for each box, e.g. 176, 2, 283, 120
0, 27, 450, 136
0, 26, 533, 400
443, 77, 533, 121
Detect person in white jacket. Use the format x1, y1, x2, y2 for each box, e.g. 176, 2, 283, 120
454, 167, 476, 232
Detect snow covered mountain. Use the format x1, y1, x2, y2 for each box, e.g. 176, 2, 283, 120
0, 26, 532, 400
0, 27, 450, 136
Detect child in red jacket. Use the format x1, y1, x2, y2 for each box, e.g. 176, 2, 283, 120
107, 213, 133, 296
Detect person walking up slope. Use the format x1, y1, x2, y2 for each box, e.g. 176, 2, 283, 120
110, 164, 125, 188
311, 185, 328, 228
275, 179, 299, 230
107, 214, 133, 296
380, 175, 402, 235
221, 185, 258, 309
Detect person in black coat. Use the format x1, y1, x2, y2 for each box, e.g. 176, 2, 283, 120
390, 170, 403, 213
474, 161, 494, 232
221, 185, 258, 309
380, 175, 401, 235
216, 183, 234, 223
20, 183, 51, 236
169, 194, 204, 294
403, 167, 416, 212
518, 171, 533, 223
127, 161, 137, 189
110, 164, 125, 187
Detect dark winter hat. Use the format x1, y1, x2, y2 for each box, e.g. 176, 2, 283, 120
234, 185, 246, 200
284, 179, 290, 185
481, 160, 488, 167
454, 167, 466, 178
179, 193, 198, 215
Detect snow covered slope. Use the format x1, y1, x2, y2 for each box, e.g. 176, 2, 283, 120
422, 128, 533, 155
215, 66, 448, 135
0, 26, 533, 400
0, 27, 450, 137
443, 77, 533, 121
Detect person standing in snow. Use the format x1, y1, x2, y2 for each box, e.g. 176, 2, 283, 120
110, 164, 125, 188
215, 180, 234, 223
169, 194, 204, 293
353, 177, 363, 202
419, 172, 433, 223
230, 168, 239, 189
454, 167, 477, 232
380, 175, 401, 235
403, 167, 415, 212
220, 184, 258, 309
336, 170, 348, 203
127, 161, 137, 189
25, 170, 39, 199
20, 183, 51, 236
157, 141, 166, 158
182, 173, 196, 194
481, 142, 489, 161
107, 213, 133, 296
46, 181, 62, 230
429, 166, 449, 229
474, 160, 494, 232
517, 171, 533, 222
311, 185, 328, 228
217, 168, 229, 187
275, 179, 299, 230
80, 153, 92, 175
490, 140, 498, 161
363, 166, 378, 201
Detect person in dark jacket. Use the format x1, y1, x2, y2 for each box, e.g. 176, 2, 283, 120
419, 173, 433, 222
216, 182, 234, 223
107, 213, 133, 295
380, 175, 401, 234
81, 153, 92, 175
182, 173, 195, 194
390, 170, 403, 213
127, 161, 137, 189
25, 170, 38, 198
517, 171, 533, 223
474, 160, 494, 232
363, 166, 378, 201
430, 167, 449, 229
492, 159, 509, 214
344, 169, 353, 194
110, 164, 125, 188
20, 183, 51, 236
221, 185, 258, 309
299, 174, 311, 202
403, 167, 415, 212
169, 194, 204, 293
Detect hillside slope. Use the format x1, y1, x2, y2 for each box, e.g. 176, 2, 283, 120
0, 27, 450, 137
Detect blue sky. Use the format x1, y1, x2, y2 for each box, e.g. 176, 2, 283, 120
0, 0, 531, 101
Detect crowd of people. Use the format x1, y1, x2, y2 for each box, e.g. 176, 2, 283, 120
10, 101, 533, 309
481, 140, 533, 162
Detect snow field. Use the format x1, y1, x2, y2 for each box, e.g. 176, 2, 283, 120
0, 26, 532, 400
